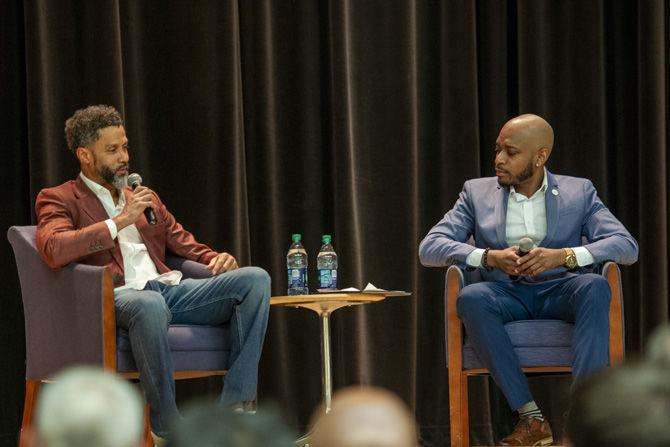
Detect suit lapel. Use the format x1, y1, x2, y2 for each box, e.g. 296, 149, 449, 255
494, 185, 508, 248
542, 171, 560, 247
73, 176, 109, 223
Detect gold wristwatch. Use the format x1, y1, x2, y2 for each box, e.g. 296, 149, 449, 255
563, 248, 578, 269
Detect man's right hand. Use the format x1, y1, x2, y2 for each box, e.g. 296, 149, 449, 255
487, 247, 521, 275
112, 186, 154, 230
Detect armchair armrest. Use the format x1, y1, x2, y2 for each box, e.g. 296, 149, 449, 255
445, 265, 465, 371
165, 255, 213, 279
602, 261, 624, 364
19, 261, 113, 378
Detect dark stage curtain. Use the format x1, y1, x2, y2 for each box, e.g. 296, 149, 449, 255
1, 1, 668, 445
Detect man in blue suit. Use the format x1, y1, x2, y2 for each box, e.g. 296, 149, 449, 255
419, 114, 638, 446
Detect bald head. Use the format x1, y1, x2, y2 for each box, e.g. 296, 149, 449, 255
502, 114, 554, 154
310, 387, 417, 447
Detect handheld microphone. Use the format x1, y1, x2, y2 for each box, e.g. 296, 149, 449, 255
510, 237, 536, 280
516, 237, 536, 257
127, 173, 157, 225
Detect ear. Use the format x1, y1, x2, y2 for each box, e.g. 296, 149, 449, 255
536, 147, 549, 166
76, 147, 91, 165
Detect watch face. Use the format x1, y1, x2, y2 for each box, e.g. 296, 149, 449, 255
566, 255, 578, 269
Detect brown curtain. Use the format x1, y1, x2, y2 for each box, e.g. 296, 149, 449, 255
1, 1, 668, 445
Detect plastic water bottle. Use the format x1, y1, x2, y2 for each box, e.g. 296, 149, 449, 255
317, 234, 338, 290
287, 234, 308, 295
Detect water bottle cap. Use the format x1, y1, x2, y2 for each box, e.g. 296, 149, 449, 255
322, 234, 332, 244
291, 234, 302, 242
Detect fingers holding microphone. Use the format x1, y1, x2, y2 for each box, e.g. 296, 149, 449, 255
515, 238, 565, 276
112, 186, 154, 230
128, 173, 157, 225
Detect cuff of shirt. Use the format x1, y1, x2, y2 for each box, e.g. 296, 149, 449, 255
466, 248, 485, 268
104, 218, 118, 240
572, 246, 594, 267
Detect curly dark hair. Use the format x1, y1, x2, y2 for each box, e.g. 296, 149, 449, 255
64, 105, 124, 154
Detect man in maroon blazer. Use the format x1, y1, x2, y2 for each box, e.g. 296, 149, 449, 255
35, 105, 271, 440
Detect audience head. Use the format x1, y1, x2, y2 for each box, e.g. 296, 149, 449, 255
310, 386, 418, 447
168, 401, 295, 447
566, 362, 670, 447
646, 324, 670, 366
33, 367, 143, 447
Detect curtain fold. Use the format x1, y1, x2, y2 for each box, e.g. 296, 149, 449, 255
2, 0, 668, 444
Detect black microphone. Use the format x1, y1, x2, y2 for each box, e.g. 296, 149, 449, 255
510, 237, 536, 280
127, 173, 157, 225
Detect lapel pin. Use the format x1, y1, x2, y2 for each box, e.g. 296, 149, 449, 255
551, 188, 559, 196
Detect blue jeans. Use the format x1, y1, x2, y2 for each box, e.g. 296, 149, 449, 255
114, 266, 271, 436
456, 273, 611, 411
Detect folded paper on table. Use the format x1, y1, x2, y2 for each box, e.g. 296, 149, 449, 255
317, 282, 409, 296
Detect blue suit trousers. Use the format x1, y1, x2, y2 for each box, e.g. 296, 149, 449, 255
456, 273, 611, 411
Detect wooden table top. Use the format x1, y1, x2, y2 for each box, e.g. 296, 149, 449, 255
270, 291, 410, 314
270, 291, 410, 305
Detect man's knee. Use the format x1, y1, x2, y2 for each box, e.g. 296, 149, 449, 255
456, 284, 494, 318
123, 292, 171, 322
239, 266, 271, 289
227, 266, 271, 304
576, 274, 611, 308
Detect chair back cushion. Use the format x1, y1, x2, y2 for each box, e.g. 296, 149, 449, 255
463, 320, 574, 369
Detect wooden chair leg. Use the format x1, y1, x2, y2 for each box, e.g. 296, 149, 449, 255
460, 374, 469, 447
143, 403, 153, 447
449, 370, 469, 447
19, 380, 41, 447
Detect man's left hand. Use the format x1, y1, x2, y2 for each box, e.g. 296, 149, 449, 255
515, 248, 565, 276
207, 252, 238, 275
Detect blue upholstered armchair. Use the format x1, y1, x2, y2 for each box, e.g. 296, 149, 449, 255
8, 225, 231, 447
444, 262, 624, 447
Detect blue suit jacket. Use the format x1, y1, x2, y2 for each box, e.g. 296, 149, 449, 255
419, 171, 638, 283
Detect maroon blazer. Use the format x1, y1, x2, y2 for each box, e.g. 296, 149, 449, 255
35, 176, 217, 288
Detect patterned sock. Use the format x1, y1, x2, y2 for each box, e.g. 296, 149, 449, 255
518, 401, 545, 421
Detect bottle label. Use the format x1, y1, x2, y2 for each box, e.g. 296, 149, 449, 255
318, 269, 338, 289
288, 268, 307, 289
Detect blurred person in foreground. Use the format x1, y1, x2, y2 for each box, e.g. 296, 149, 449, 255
167, 400, 295, 447
26, 367, 143, 447
565, 360, 670, 447
309, 386, 418, 447
646, 324, 670, 367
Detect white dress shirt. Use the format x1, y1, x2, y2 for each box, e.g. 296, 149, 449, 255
80, 173, 182, 291
466, 169, 594, 268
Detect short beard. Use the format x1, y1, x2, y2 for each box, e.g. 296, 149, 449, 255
497, 160, 535, 187
98, 164, 128, 190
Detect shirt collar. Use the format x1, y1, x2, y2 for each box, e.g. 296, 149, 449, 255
509, 168, 548, 201
79, 172, 125, 205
